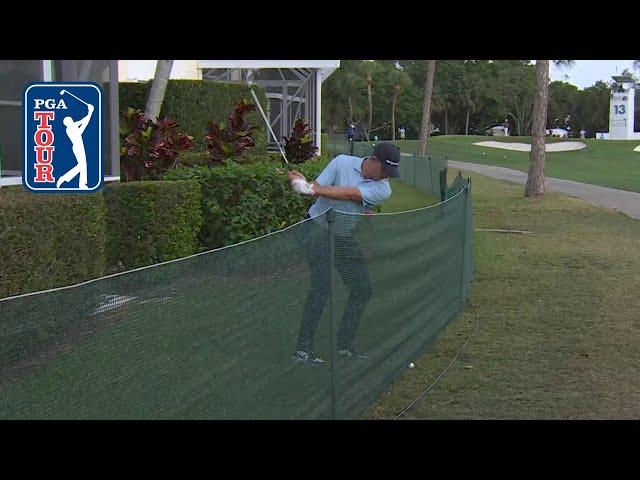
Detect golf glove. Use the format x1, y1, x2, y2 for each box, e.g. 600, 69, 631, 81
291, 178, 315, 196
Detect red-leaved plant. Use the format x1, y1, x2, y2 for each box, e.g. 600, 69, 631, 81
283, 118, 318, 164
205, 100, 258, 164
120, 108, 194, 181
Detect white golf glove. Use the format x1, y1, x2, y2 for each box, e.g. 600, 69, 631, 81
291, 178, 315, 196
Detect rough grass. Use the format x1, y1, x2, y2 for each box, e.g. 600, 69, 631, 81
365, 169, 640, 419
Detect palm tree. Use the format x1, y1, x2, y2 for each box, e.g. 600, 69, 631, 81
144, 60, 174, 122
417, 60, 437, 156
361, 62, 378, 141
390, 69, 411, 141
525, 60, 573, 197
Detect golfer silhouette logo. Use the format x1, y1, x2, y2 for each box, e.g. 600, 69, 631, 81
23, 82, 104, 193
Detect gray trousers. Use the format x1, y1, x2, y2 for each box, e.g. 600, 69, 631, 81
295, 216, 373, 352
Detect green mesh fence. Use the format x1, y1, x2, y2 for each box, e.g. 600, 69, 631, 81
0, 137, 473, 419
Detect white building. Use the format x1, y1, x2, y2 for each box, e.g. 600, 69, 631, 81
118, 60, 340, 153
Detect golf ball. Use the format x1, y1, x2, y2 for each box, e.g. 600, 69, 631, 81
409, 362, 415, 369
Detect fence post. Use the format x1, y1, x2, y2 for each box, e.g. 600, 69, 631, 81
428, 156, 433, 195
458, 180, 471, 307
412, 153, 416, 188
327, 209, 338, 420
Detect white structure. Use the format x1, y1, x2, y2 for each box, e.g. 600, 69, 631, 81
118, 60, 340, 153
609, 75, 636, 139
597, 75, 640, 140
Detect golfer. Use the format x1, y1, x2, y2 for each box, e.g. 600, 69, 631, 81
288, 142, 401, 365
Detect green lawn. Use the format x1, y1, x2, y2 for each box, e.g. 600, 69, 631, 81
365, 169, 640, 419
352, 135, 640, 193
384, 178, 439, 212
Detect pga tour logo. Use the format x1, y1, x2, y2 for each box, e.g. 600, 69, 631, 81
23, 82, 104, 192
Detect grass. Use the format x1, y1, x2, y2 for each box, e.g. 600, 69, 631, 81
364, 169, 640, 419
384, 178, 439, 212
348, 135, 640, 193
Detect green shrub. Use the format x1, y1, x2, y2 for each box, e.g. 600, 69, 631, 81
166, 158, 330, 248
119, 80, 268, 153
0, 187, 107, 299
104, 180, 203, 271
119, 108, 194, 182
177, 151, 274, 168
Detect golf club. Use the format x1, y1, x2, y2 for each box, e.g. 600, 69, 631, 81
249, 88, 289, 165
60, 89, 90, 108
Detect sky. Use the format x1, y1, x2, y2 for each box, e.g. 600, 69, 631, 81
122, 60, 639, 90
549, 60, 637, 89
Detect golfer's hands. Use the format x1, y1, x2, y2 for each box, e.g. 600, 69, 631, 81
291, 178, 315, 196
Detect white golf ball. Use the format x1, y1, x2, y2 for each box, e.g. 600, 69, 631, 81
408, 362, 415, 369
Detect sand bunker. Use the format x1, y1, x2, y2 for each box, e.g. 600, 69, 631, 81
634, 145, 640, 152
473, 141, 587, 152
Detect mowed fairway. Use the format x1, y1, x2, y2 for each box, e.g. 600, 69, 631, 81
350, 135, 640, 193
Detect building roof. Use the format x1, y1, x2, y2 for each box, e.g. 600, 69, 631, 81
197, 60, 340, 82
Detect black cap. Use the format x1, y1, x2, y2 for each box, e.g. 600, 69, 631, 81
372, 142, 401, 178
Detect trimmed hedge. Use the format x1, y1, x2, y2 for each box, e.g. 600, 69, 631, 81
0, 186, 107, 299
104, 180, 204, 271
119, 80, 268, 153
166, 159, 331, 248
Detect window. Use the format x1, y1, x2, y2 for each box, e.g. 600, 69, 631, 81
0, 61, 43, 178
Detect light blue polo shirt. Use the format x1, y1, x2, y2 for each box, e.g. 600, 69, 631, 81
307, 155, 392, 219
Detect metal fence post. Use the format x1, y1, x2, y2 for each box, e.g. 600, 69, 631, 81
459, 180, 470, 308
327, 209, 338, 420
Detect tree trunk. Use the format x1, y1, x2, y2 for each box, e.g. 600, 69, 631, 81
417, 60, 436, 156
391, 94, 397, 142
367, 78, 373, 141
525, 60, 550, 197
348, 97, 353, 124
144, 60, 174, 122
465, 105, 470, 135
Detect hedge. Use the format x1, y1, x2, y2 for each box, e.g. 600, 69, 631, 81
165, 158, 331, 248
118, 80, 268, 153
0, 186, 107, 299
103, 180, 203, 271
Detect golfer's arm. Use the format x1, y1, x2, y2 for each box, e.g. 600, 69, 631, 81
312, 182, 362, 203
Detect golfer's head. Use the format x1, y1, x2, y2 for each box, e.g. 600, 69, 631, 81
368, 143, 401, 180
63, 117, 73, 126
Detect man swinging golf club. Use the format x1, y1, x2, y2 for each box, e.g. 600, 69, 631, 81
56, 90, 93, 190
289, 142, 401, 365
